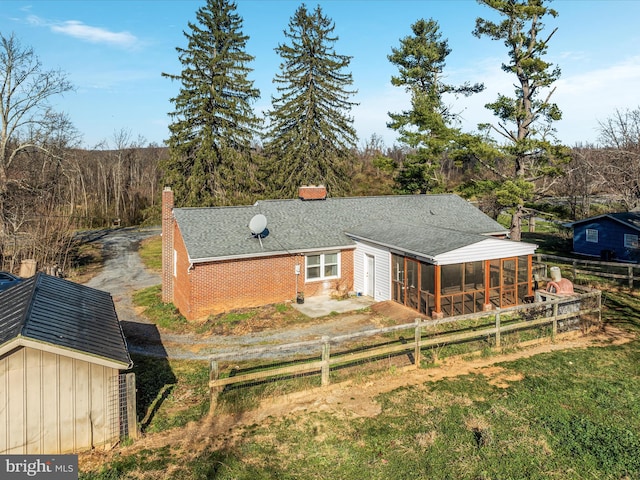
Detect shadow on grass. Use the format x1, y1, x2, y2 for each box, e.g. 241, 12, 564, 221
522, 231, 572, 255
121, 321, 177, 433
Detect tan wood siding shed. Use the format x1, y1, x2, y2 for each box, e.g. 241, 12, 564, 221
1, 345, 120, 454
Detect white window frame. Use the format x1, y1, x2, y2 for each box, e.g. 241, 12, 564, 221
624, 233, 639, 249
585, 228, 598, 243
305, 251, 340, 282
173, 249, 178, 277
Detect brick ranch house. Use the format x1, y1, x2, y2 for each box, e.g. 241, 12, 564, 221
162, 186, 538, 321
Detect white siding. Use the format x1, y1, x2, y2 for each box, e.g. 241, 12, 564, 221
0, 346, 120, 454
353, 240, 391, 301
434, 238, 537, 265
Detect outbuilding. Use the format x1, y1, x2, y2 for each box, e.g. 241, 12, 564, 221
568, 212, 640, 262
0, 273, 134, 454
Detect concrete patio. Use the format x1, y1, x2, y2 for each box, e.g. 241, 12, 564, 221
292, 294, 376, 318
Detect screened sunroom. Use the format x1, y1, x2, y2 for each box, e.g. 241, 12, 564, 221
348, 223, 538, 319
391, 254, 533, 317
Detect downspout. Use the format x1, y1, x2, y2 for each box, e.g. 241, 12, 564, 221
295, 254, 303, 301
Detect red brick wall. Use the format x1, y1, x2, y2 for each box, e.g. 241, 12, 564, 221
161, 187, 174, 303
171, 222, 192, 317
171, 234, 355, 320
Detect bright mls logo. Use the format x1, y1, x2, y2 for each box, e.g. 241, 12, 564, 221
0, 455, 77, 479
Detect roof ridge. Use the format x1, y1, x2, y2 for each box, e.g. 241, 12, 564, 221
174, 204, 259, 211
17, 274, 39, 336
175, 193, 462, 210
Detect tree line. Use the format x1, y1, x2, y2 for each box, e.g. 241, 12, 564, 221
1, 0, 639, 274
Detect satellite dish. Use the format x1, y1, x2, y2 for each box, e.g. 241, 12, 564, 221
249, 214, 267, 236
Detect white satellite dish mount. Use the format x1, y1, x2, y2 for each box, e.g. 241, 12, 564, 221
249, 214, 268, 248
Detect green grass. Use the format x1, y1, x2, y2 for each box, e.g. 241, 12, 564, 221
131, 354, 210, 434
138, 235, 162, 272
251, 341, 634, 479
132, 285, 188, 331
84, 324, 640, 479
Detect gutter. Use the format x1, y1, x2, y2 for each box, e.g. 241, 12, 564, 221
188, 244, 357, 265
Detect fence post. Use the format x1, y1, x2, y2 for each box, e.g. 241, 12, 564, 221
628, 265, 634, 289
125, 372, 138, 439
597, 291, 602, 326
495, 309, 501, 349
209, 360, 221, 416
414, 318, 422, 369
321, 336, 331, 387
572, 261, 577, 281
552, 303, 558, 341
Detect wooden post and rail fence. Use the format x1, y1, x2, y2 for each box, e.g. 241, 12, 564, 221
535, 253, 640, 288
209, 290, 601, 414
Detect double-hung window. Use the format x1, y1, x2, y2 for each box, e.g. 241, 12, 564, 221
306, 252, 340, 281
585, 228, 598, 243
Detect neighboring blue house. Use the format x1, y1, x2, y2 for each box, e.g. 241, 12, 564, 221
569, 212, 640, 262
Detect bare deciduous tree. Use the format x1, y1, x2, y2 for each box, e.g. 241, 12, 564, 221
0, 33, 74, 232
597, 108, 640, 210
554, 146, 606, 219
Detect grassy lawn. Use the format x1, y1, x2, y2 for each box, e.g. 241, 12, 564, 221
82, 310, 640, 479
80, 232, 640, 479
204, 343, 640, 480
138, 235, 162, 272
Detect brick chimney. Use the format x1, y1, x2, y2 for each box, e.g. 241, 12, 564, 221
298, 185, 327, 201
161, 187, 174, 303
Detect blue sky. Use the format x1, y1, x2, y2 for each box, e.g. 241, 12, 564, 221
2, 0, 640, 149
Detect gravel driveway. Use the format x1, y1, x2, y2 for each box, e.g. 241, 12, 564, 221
84, 227, 161, 321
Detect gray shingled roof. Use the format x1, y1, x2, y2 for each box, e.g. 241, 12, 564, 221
0, 273, 131, 367
173, 194, 507, 261
346, 222, 493, 259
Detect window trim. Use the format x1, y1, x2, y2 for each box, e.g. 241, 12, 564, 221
305, 251, 340, 282
585, 228, 598, 243
173, 249, 177, 277
624, 233, 639, 249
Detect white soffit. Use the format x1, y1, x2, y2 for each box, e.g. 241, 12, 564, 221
434, 238, 538, 265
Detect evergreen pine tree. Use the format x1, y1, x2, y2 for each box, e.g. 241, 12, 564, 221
263, 4, 358, 198
388, 19, 483, 194
162, 0, 260, 206
474, 0, 568, 240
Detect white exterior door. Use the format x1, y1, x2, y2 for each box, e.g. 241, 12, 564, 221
365, 254, 375, 297
352, 240, 391, 301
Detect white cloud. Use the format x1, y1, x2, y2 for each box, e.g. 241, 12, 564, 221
27, 15, 139, 49
442, 55, 640, 146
